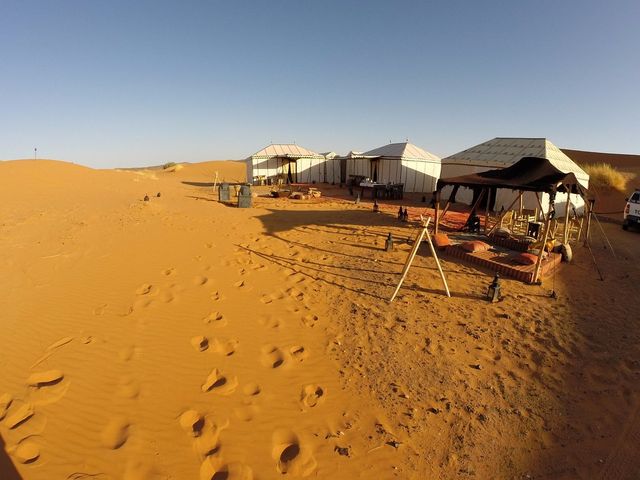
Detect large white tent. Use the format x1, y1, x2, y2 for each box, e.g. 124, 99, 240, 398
341, 142, 442, 193
246, 144, 326, 184
440, 138, 589, 215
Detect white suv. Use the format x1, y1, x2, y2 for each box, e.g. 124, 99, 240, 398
623, 190, 640, 230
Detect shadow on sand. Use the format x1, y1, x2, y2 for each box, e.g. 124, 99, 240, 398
0, 434, 21, 480
181, 181, 215, 187
250, 207, 483, 300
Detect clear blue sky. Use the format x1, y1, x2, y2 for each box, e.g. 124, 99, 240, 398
1, 0, 639, 168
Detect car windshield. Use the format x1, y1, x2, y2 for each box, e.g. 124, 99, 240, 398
631, 192, 640, 203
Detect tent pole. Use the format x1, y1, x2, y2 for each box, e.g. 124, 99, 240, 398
424, 224, 451, 297
584, 200, 593, 247
532, 215, 552, 284
486, 191, 524, 237
563, 188, 572, 244
519, 191, 524, 216
483, 187, 490, 233
534, 192, 545, 222
434, 191, 440, 235
576, 215, 585, 244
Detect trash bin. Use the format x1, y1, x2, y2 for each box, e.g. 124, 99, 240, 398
237, 184, 252, 208
219, 183, 230, 202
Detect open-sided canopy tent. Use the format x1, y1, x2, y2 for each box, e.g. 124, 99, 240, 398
436, 156, 594, 200
340, 142, 441, 193
435, 156, 595, 282
441, 138, 589, 215
246, 144, 326, 184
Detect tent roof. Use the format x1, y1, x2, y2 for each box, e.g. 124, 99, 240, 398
436, 156, 594, 200
442, 137, 588, 183
249, 144, 323, 159
362, 142, 441, 162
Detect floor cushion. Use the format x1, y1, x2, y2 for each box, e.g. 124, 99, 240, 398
461, 240, 491, 253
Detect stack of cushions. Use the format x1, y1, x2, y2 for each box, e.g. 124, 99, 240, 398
433, 233, 451, 249
461, 240, 491, 253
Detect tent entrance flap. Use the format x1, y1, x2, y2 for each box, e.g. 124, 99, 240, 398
285, 160, 297, 184
370, 159, 379, 182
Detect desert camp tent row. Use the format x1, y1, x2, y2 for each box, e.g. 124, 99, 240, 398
247, 141, 442, 193
246, 138, 590, 212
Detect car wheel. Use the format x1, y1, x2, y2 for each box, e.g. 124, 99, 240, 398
622, 222, 629, 230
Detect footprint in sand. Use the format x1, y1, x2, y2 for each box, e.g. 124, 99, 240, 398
258, 316, 281, 329
233, 405, 260, 422
210, 290, 226, 302
211, 338, 238, 356
179, 410, 205, 437
191, 336, 209, 352
101, 416, 130, 449
272, 429, 317, 476
0, 393, 13, 420
194, 417, 229, 457
27, 370, 64, 387
193, 275, 209, 286
203, 312, 227, 327
8, 440, 40, 464
201, 369, 238, 395
233, 280, 246, 289
260, 345, 285, 369
4, 403, 35, 429
300, 385, 325, 409
287, 288, 305, 302
136, 284, 158, 296
163, 268, 176, 276
289, 345, 308, 363
242, 383, 261, 396
200, 458, 253, 480
93, 304, 108, 315
302, 314, 319, 328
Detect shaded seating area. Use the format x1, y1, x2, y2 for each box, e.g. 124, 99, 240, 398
434, 156, 595, 283
442, 242, 563, 283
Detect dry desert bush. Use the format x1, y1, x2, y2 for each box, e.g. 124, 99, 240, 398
583, 162, 628, 191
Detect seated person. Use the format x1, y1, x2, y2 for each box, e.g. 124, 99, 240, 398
462, 210, 481, 233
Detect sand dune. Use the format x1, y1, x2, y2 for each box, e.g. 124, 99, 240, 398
1, 159, 639, 479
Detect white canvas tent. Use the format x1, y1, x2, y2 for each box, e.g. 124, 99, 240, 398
341, 142, 441, 193
321, 151, 341, 185
440, 138, 590, 215
246, 144, 326, 184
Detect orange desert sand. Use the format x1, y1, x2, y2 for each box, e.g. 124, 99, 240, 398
1, 158, 640, 479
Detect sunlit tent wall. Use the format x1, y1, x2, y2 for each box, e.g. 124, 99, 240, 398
341, 142, 442, 193
321, 151, 341, 184
246, 144, 326, 184
440, 138, 590, 215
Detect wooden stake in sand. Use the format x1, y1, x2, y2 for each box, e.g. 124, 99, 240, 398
213, 171, 219, 190
389, 217, 450, 302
